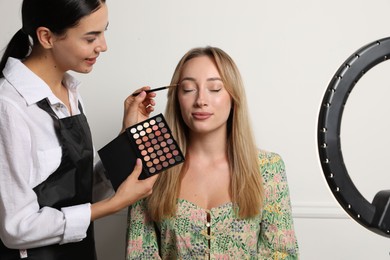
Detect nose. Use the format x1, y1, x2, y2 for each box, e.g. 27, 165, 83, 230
95, 34, 108, 53
195, 88, 208, 107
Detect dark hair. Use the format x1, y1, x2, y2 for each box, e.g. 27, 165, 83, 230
0, 0, 106, 77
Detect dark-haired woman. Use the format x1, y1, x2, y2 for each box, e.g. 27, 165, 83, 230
0, 1, 157, 259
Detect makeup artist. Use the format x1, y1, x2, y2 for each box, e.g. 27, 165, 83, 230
126, 46, 299, 259
0, 0, 158, 259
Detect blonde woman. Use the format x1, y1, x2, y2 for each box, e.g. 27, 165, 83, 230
126, 46, 299, 259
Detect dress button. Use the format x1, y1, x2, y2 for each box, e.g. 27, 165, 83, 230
206, 222, 211, 227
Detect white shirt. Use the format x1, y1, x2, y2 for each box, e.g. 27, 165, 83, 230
0, 58, 112, 249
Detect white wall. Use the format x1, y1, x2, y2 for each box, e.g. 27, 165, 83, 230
1, 0, 390, 259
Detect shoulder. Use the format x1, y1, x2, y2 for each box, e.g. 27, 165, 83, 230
129, 199, 148, 214
0, 77, 47, 123
257, 149, 287, 184
0, 79, 28, 115
257, 149, 285, 170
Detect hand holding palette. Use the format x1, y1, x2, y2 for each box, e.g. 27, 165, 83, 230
98, 113, 185, 190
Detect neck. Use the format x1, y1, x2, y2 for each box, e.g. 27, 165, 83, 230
187, 129, 228, 161
24, 51, 72, 114
23, 49, 65, 94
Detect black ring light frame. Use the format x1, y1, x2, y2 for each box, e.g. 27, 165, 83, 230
318, 37, 390, 238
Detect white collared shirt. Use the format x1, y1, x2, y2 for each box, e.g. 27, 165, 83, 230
0, 58, 112, 249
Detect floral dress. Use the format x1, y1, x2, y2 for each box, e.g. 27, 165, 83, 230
126, 150, 299, 259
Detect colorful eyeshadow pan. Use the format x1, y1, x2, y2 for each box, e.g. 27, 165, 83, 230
98, 113, 185, 190
127, 114, 184, 175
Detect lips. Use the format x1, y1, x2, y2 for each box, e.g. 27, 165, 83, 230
192, 112, 212, 120
85, 57, 97, 65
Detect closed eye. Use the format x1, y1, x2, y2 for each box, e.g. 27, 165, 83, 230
86, 38, 96, 43
183, 89, 196, 93
180, 81, 197, 93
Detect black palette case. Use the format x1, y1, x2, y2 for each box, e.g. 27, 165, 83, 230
98, 113, 184, 190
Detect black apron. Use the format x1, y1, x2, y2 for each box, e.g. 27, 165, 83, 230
0, 98, 96, 260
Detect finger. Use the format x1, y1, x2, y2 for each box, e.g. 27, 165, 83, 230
127, 91, 147, 110
146, 91, 156, 98
139, 174, 158, 194
146, 106, 154, 114
146, 173, 158, 184
134, 90, 147, 101
132, 86, 151, 97
142, 98, 155, 108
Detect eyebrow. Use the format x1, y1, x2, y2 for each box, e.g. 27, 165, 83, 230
207, 77, 222, 82
84, 22, 109, 36
180, 77, 222, 83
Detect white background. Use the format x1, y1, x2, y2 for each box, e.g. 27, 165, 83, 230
1, 0, 390, 259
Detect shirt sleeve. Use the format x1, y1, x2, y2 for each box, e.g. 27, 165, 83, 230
0, 98, 90, 249
126, 200, 161, 259
257, 151, 300, 259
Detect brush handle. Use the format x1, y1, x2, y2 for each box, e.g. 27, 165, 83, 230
132, 85, 176, 96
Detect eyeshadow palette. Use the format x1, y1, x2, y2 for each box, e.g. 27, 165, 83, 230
98, 113, 185, 190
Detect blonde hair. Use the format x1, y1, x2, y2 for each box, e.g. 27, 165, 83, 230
147, 46, 263, 221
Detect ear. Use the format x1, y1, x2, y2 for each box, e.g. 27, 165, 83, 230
35, 27, 55, 49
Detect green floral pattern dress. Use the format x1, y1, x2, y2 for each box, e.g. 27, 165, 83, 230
126, 150, 299, 259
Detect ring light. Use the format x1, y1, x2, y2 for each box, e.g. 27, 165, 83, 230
318, 37, 390, 238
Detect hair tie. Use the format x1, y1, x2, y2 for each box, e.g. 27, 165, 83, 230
18, 28, 33, 55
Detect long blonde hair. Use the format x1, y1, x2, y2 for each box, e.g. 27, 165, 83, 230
147, 46, 263, 221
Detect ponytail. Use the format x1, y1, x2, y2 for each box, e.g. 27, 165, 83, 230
0, 29, 31, 77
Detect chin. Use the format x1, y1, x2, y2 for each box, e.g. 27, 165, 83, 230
191, 127, 213, 134
74, 67, 93, 74
83, 68, 93, 74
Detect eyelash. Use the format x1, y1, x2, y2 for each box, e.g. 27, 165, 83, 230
182, 88, 222, 93
86, 38, 96, 43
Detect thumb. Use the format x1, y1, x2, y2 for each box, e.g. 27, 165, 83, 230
129, 158, 143, 180
134, 90, 146, 103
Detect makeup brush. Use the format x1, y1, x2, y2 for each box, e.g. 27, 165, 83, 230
132, 84, 178, 96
